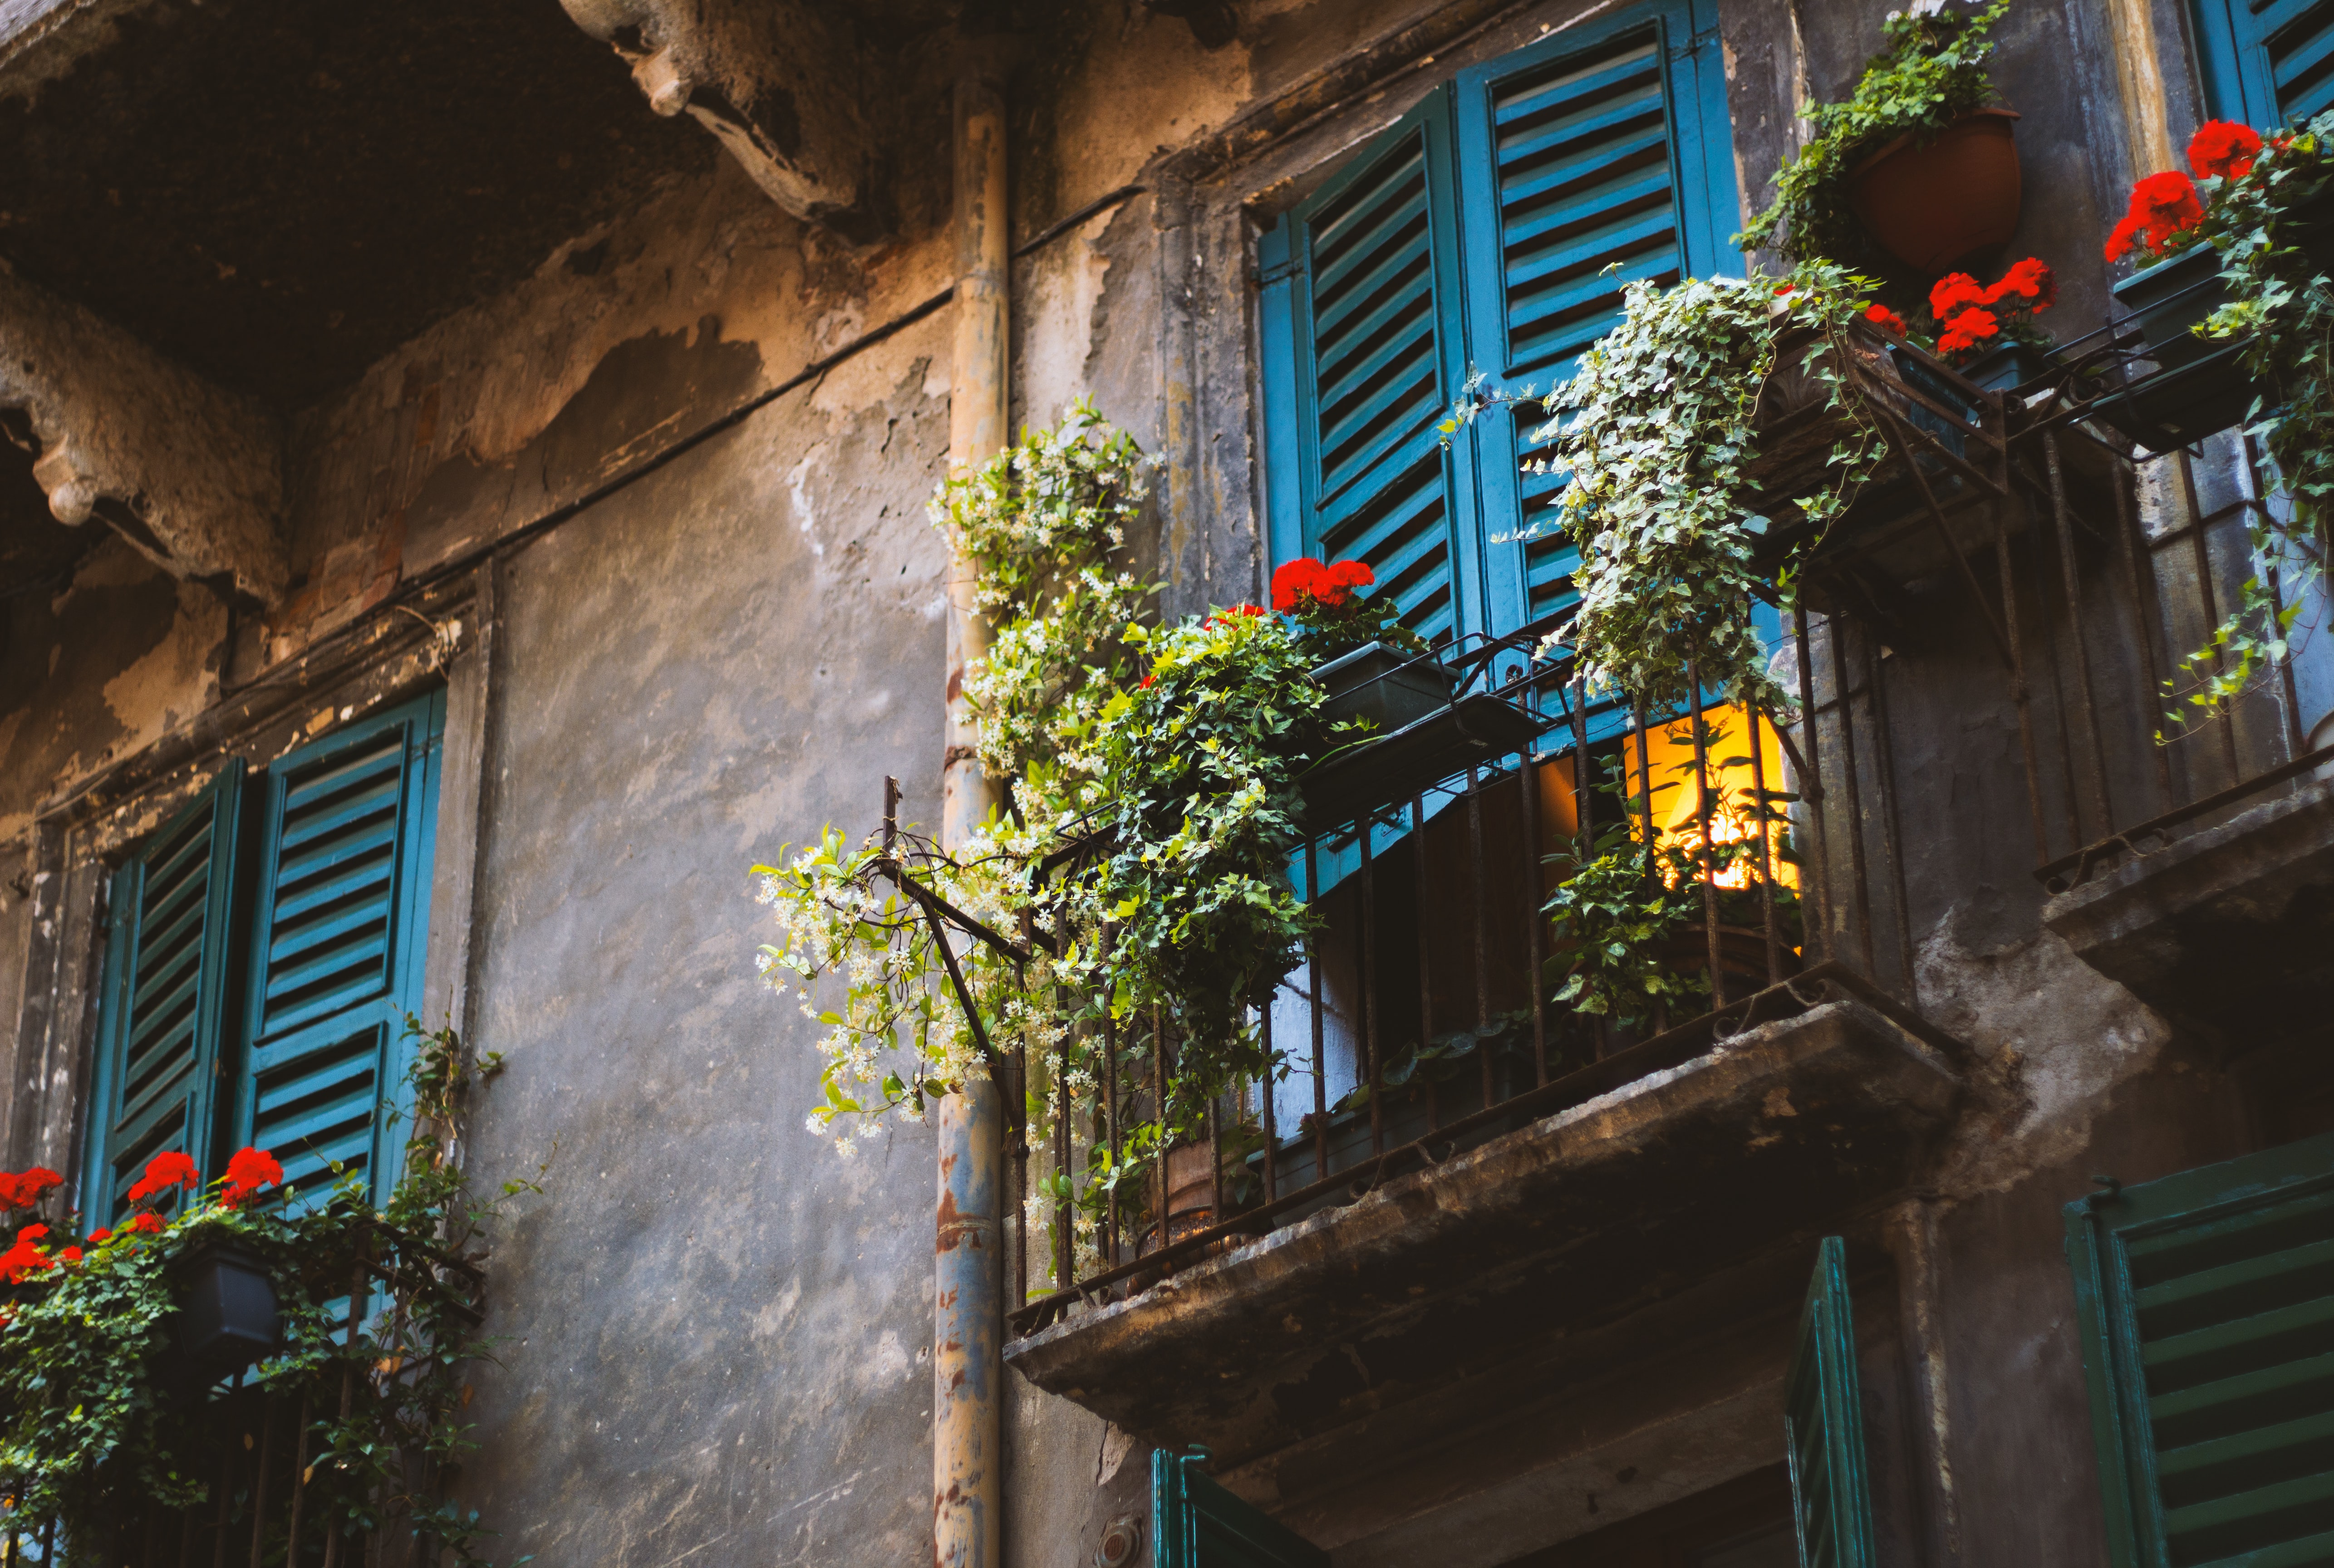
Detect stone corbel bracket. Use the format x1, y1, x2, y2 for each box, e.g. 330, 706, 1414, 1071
0, 261, 286, 606
559, 0, 879, 238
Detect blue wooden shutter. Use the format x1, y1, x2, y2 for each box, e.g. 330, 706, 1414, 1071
1153, 1450, 1329, 1568
1258, 84, 1481, 649
230, 691, 444, 1208
1453, 0, 1740, 639
2064, 1133, 2334, 1568
82, 764, 247, 1223
1785, 1236, 1879, 1568
2192, 0, 2334, 128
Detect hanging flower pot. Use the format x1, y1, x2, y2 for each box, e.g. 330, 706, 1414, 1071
1848, 109, 2023, 274
167, 1240, 280, 1382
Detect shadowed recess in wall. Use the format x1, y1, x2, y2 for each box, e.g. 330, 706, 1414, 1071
0, 0, 714, 407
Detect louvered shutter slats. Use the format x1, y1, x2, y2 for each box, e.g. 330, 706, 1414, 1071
2251, 0, 2334, 119
1488, 33, 1682, 382
84, 765, 245, 1222
2068, 1136, 2334, 1568
236, 692, 442, 1207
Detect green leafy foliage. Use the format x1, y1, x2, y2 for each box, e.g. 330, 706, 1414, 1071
1526, 261, 1890, 707
1543, 744, 1803, 1028
2175, 113, 2334, 726
1736, 0, 2013, 270
0, 1019, 533, 1565
1092, 608, 1327, 1119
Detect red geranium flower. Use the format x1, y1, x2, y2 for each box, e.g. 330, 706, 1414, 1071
124, 1212, 165, 1235
0, 1239, 51, 1283
0, 1167, 63, 1210
2106, 171, 2206, 261
1985, 257, 2057, 310
2188, 120, 2264, 180
1136, 673, 1155, 690
86, 1228, 109, 1245
125, 1151, 199, 1205
1929, 273, 1988, 316
57, 1247, 81, 1266
1863, 303, 1909, 336
1324, 559, 1373, 590
16, 1224, 48, 1244
221, 1147, 284, 1206
1938, 309, 2002, 355
1271, 558, 1331, 611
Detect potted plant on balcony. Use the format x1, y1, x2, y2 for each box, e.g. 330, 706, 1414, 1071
1737, 0, 2019, 276
0, 1021, 527, 1566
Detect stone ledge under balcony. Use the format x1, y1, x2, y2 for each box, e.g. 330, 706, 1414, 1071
2043, 775, 2334, 1043
1002, 999, 1961, 1465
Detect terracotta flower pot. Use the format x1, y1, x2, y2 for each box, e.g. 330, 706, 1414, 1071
1849, 108, 2023, 274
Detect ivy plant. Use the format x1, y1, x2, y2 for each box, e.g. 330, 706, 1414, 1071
1736, 0, 2013, 271
2177, 112, 2334, 725
0, 1019, 535, 1566
1519, 260, 1891, 709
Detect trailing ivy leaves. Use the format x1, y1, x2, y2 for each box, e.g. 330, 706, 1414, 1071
1735, 0, 2013, 272
2176, 112, 2334, 728
1091, 608, 1328, 1127
1526, 261, 1889, 709
0, 1018, 531, 1566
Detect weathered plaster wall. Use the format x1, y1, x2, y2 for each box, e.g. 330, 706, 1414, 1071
455, 336, 955, 1564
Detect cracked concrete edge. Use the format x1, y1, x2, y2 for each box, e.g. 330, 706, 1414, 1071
2041, 774, 2334, 954
0, 261, 286, 604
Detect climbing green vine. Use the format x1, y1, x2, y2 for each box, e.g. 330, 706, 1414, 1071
0, 1019, 536, 1565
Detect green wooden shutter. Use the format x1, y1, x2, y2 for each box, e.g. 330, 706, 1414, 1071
82, 764, 248, 1223
1452, 0, 1740, 640
1258, 84, 1480, 650
230, 691, 445, 1208
2064, 1133, 2334, 1568
1153, 1450, 1329, 1568
1785, 1236, 1879, 1568
2192, 0, 2334, 129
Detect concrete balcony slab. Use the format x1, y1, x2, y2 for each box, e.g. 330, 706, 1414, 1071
1003, 998, 1961, 1465
2043, 776, 2334, 1042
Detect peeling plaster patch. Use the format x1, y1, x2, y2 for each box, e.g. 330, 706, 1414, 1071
1099, 1422, 1138, 1485
100, 581, 221, 740
1917, 910, 2173, 1193
1054, 9, 1251, 208
786, 441, 830, 557
1019, 213, 1116, 431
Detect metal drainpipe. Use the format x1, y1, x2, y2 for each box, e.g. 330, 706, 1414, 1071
936, 72, 1007, 1568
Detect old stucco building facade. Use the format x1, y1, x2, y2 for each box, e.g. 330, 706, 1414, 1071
4, 0, 2331, 1565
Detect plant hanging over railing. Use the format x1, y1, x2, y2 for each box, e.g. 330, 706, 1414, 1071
0, 1019, 536, 1566
753, 402, 1407, 1274
2102, 114, 2334, 724
1507, 260, 1892, 709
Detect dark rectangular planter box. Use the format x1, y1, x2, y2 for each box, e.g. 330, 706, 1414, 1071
2113, 243, 2228, 373
2088, 341, 2262, 454
1312, 641, 1455, 734
169, 1241, 280, 1381
1957, 340, 2060, 395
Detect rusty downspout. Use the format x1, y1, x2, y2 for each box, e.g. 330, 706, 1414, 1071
936, 72, 1007, 1568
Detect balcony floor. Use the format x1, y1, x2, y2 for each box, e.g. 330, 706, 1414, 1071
1003, 999, 1961, 1465
2044, 775, 2334, 1044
